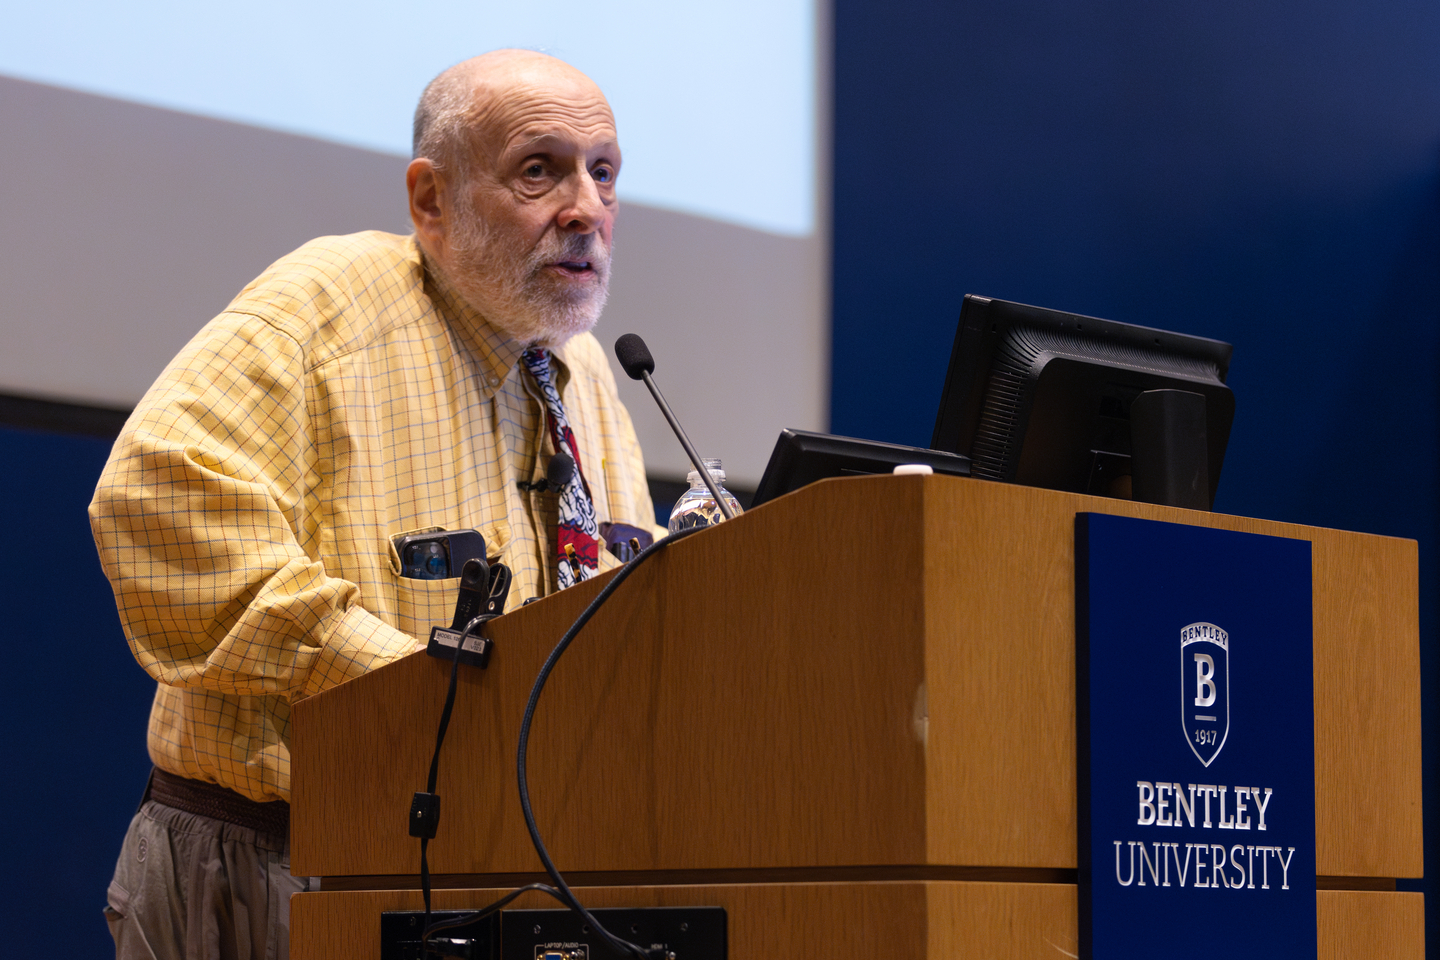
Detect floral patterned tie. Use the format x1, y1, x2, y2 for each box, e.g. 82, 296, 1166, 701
522, 348, 599, 588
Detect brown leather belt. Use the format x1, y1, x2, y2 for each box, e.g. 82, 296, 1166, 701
146, 767, 290, 838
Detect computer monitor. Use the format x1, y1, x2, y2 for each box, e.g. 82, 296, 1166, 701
931, 295, 1234, 507
751, 429, 971, 508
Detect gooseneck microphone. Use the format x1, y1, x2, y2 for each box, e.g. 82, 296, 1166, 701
614, 333, 736, 521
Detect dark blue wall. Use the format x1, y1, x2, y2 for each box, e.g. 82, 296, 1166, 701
0, 426, 155, 956
832, 0, 1440, 941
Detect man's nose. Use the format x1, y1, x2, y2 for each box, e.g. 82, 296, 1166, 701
556, 171, 607, 233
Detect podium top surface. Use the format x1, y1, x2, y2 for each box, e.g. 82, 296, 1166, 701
291, 474, 1421, 882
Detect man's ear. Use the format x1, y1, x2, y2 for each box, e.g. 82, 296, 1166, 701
407, 158, 446, 253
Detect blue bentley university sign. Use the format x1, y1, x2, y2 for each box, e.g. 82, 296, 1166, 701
1076, 513, 1315, 959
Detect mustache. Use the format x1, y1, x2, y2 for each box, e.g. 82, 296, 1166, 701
531, 231, 610, 273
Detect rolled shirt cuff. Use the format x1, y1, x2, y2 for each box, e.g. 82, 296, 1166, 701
300, 604, 421, 698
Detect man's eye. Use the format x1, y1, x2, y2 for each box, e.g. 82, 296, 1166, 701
592, 166, 613, 184
523, 163, 545, 178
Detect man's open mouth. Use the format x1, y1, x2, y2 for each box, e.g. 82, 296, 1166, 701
554, 260, 593, 275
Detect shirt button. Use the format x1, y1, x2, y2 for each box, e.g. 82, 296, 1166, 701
486, 374, 498, 388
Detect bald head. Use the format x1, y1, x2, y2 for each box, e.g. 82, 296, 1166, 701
406, 51, 621, 347
413, 51, 613, 183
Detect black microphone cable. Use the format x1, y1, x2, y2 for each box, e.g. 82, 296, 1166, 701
412, 529, 701, 959
421, 881, 567, 949
417, 611, 495, 949
515, 525, 707, 960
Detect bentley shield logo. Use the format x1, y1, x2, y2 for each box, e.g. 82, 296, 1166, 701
1181, 622, 1229, 766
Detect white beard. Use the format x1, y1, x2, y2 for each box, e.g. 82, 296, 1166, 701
437, 196, 612, 348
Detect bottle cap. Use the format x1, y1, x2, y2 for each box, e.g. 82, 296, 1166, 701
687, 458, 726, 483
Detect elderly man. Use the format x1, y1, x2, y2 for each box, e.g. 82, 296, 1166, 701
90, 51, 655, 960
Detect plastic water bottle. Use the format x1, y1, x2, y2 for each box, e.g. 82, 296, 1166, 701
668, 458, 744, 533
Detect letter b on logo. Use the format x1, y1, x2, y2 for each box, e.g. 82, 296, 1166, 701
1194, 653, 1217, 707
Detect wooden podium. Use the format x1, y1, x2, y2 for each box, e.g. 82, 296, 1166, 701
289, 474, 1423, 958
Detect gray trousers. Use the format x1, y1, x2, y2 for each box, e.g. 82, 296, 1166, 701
105, 800, 309, 960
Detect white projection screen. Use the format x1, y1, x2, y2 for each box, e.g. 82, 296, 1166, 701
0, 1, 829, 485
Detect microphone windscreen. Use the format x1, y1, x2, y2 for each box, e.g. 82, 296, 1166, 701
614, 334, 655, 380
547, 450, 575, 488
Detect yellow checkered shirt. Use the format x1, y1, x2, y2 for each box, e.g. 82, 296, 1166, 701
89, 231, 656, 803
